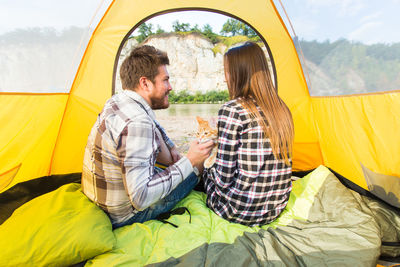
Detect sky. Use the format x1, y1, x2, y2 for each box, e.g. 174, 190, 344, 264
1, 0, 400, 44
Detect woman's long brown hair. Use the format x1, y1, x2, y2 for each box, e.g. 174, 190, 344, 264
224, 42, 294, 165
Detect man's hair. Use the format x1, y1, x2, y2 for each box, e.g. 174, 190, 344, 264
120, 45, 169, 90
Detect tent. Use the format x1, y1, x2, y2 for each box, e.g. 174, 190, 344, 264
1, 0, 399, 266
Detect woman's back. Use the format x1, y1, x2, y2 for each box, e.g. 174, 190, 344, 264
203, 99, 292, 226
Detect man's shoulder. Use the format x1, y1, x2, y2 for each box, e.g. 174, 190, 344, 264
101, 94, 152, 131
107, 94, 148, 118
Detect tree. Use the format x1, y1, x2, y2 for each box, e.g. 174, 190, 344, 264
220, 19, 240, 36
190, 24, 201, 33
202, 24, 218, 43
240, 23, 257, 38
172, 20, 191, 32
220, 18, 257, 38
136, 22, 153, 42
155, 25, 165, 34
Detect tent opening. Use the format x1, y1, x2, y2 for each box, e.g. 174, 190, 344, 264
112, 10, 277, 96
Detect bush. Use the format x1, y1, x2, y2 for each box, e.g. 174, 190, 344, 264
169, 90, 229, 104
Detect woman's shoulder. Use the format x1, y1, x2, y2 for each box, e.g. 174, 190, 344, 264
218, 99, 251, 127
219, 98, 245, 113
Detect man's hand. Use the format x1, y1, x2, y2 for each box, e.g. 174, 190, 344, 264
169, 146, 181, 163
186, 139, 215, 174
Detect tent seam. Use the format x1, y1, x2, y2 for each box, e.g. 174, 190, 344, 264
47, 0, 116, 175
311, 89, 400, 98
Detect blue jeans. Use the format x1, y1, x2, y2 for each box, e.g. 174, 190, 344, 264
112, 172, 198, 229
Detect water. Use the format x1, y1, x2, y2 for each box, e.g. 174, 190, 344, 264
154, 103, 221, 117
155, 103, 222, 153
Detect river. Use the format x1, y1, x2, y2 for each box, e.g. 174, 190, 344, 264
154, 103, 221, 117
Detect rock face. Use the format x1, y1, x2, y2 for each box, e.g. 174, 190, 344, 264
115, 33, 227, 94
115, 33, 277, 94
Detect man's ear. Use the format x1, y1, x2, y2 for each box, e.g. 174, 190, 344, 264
138, 76, 148, 91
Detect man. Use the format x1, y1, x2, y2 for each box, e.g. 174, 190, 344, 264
82, 45, 214, 229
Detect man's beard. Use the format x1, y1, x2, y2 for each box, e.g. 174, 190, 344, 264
151, 94, 169, 110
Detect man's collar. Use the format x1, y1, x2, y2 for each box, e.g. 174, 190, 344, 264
122, 89, 156, 120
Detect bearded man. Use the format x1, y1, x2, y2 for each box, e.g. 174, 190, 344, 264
81, 45, 214, 229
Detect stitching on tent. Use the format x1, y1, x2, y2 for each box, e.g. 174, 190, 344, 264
311, 89, 400, 98
47, 0, 117, 175
0, 92, 69, 96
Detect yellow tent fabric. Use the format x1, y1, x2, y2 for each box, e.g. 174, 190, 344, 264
312, 92, 400, 188
0, 0, 399, 192
0, 93, 68, 191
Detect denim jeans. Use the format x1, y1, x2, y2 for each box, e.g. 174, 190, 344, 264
112, 172, 199, 229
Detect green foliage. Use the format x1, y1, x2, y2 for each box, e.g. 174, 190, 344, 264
299, 39, 400, 93
155, 25, 165, 34
136, 22, 153, 43
220, 19, 240, 36
220, 18, 257, 38
212, 43, 227, 55
170, 21, 219, 43
134, 19, 261, 45
202, 24, 219, 44
172, 20, 191, 32
299, 39, 347, 65
168, 90, 229, 104
190, 24, 201, 33
366, 43, 400, 61
216, 35, 263, 49
220, 35, 250, 47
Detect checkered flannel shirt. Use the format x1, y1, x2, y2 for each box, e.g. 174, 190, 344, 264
203, 99, 292, 226
81, 90, 194, 225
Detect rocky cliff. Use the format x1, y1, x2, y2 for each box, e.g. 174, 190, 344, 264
115, 33, 226, 94
115, 33, 273, 94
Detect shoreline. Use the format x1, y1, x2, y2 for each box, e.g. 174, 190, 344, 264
156, 115, 198, 154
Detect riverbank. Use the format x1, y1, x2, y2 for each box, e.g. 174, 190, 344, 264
156, 115, 196, 154
154, 103, 220, 153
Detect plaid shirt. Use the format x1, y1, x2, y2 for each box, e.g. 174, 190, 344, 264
82, 90, 193, 224
203, 99, 292, 226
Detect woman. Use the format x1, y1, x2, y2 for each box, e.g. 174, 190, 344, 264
203, 42, 294, 226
